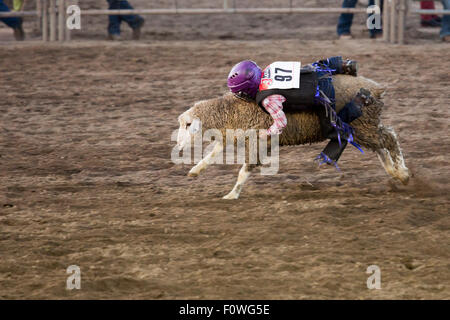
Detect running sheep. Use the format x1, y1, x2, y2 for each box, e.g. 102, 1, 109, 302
176, 75, 410, 199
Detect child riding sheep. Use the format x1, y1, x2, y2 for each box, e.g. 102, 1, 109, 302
227, 57, 374, 169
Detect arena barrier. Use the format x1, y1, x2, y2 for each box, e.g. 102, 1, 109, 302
0, 0, 448, 44
2, 0, 370, 42
385, 0, 450, 44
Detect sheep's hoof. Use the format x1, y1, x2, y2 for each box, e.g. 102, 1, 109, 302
188, 171, 199, 177
390, 165, 410, 185
398, 169, 410, 185
222, 192, 239, 200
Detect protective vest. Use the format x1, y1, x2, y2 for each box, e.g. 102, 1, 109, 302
255, 61, 318, 113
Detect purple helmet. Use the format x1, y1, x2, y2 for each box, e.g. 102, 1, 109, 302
227, 60, 262, 99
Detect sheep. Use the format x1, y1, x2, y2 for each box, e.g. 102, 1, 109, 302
176, 75, 410, 199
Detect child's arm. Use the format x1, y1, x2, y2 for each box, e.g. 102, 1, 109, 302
261, 95, 287, 136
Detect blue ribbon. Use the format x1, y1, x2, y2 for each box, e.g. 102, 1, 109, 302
315, 152, 341, 171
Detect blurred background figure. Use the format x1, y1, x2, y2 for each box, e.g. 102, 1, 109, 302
0, 0, 25, 40
337, 0, 383, 39
13, 0, 25, 12
106, 0, 145, 40
420, 1, 441, 27
440, 0, 450, 41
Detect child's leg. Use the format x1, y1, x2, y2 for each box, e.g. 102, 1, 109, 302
338, 101, 362, 124
314, 56, 358, 76
315, 83, 369, 166
313, 56, 344, 74
316, 105, 349, 168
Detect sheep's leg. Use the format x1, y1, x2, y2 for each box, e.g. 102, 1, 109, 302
345, 98, 409, 185
222, 163, 256, 200
376, 126, 410, 185
188, 142, 223, 177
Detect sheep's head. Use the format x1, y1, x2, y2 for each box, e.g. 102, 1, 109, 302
176, 107, 201, 151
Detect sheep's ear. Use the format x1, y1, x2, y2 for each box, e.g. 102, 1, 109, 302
189, 118, 201, 134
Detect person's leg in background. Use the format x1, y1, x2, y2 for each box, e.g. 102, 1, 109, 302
109, 0, 144, 40
107, 0, 122, 39
0, 0, 25, 40
421, 1, 441, 27
441, 0, 450, 41
337, 0, 358, 39
368, 0, 383, 38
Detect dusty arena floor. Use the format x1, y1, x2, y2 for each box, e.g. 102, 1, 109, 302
1, 39, 449, 300
0, 0, 449, 301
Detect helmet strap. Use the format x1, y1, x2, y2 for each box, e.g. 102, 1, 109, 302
234, 92, 255, 102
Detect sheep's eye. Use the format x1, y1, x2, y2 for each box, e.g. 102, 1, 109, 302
186, 123, 191, 128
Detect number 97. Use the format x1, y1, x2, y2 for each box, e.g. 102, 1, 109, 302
275, 75, 292, 82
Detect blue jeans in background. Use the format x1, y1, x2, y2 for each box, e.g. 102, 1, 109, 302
441, 0, 450, 38
337, 0, 383, 36
107, 0, 143, 35
0, 0, 22, 29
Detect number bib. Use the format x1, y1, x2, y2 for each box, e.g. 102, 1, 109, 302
259, 61, 301, 91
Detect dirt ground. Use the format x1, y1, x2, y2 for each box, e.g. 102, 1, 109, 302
0, 1, 449, 300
